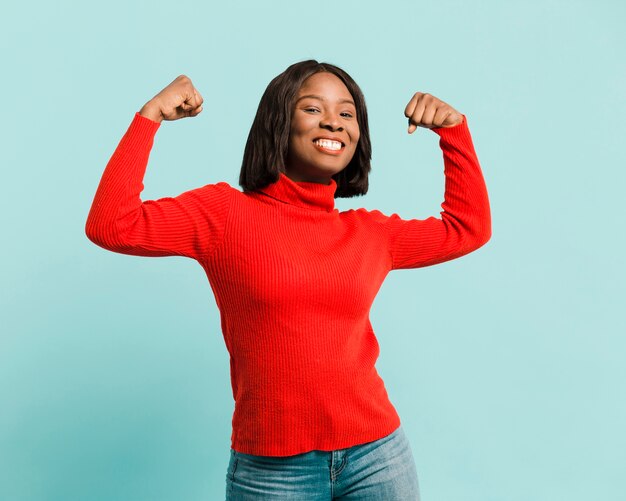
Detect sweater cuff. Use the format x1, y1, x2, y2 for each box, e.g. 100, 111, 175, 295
430, 113, 473, 145
117, 112, 162, 150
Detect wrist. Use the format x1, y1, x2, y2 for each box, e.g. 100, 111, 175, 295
139, 101, 163, 124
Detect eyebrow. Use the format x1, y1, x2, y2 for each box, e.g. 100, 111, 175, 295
296, 94, 355, 106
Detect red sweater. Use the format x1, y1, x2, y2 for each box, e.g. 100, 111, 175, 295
86, 112, 491, 456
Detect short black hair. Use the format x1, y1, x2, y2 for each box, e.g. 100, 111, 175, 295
239, 59, 371, 198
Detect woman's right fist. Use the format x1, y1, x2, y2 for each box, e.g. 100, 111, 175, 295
139, 75, 204, 123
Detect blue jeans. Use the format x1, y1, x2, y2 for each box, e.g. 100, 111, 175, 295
225, 425, 421, 500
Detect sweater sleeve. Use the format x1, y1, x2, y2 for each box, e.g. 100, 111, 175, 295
383, 114, 492, 270
85, 112, 233, 260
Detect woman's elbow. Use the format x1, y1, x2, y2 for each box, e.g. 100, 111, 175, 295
85, 214, 118, 250
470, 220, 492, 251
85, 218, 106, 248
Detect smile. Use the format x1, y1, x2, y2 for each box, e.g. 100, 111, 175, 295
312, 138, 344, 154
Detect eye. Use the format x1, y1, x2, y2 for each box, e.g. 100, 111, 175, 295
341, 112, 354, 118
304, 107, 320, 113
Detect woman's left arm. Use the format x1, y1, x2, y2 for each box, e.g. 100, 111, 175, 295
385, 92, 492, 270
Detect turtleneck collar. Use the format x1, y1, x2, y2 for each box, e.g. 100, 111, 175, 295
256, 172, 337, 212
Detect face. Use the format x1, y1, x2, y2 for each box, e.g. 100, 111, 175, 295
285, 72, 360, 184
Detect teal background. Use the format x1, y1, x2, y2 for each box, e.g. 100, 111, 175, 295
2, 0, 624, 499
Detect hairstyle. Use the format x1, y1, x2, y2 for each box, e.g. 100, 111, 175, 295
239, 59, 372, 198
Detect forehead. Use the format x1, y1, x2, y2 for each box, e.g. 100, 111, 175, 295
297, 72, 353, 99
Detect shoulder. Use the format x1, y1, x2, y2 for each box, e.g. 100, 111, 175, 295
170, 181, 242, 212
193, 180, 242, 197
340, 207, 395, 225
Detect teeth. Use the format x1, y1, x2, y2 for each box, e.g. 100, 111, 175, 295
314, 139, 342, 151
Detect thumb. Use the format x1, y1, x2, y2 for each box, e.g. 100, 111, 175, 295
180, 100, 194, 111
408, 120, 417, 134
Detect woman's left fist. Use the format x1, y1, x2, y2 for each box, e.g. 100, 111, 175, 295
404, 92, 463, 133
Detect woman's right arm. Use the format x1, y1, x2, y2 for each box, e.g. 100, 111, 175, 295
85, 76, 233, 260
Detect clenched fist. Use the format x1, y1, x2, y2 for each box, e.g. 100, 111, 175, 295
139, 75, 204, 123
404, 92, 463, 133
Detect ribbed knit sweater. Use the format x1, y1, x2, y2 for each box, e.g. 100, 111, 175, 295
86, 111, 491, 457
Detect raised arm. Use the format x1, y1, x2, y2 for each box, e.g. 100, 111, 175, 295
85, 75, 233, 260
384, 92, 491, 270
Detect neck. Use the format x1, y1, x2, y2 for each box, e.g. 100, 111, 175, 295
255, 172, 338, 212
283, 168, 333, 186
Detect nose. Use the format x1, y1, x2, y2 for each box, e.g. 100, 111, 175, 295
319, 112, 343, 132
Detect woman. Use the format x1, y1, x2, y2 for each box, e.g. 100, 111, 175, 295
86, 59, 491, 500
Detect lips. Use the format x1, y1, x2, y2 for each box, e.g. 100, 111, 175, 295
312, 136, 345, 146
312, 138, 345, 156
312, 140, 344, 155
